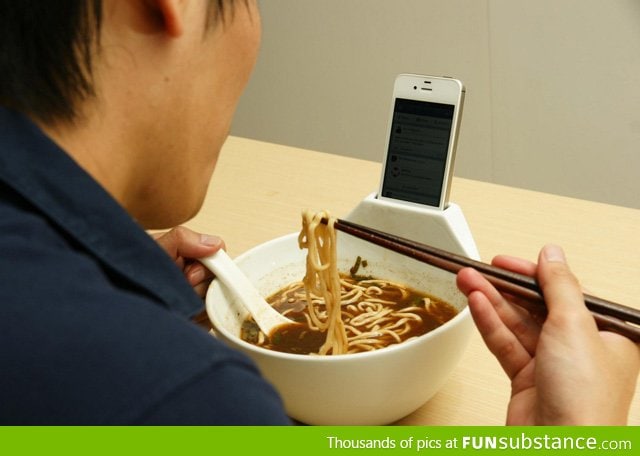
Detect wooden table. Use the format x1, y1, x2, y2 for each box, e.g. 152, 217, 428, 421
186, 136, 640, 425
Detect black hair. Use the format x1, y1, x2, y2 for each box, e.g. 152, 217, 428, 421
0, 0, 235, 124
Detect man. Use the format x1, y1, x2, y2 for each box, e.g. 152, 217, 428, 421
0, 0, 289, 424
2, 1, 637, 426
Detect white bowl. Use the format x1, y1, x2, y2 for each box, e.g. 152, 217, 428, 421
206, 232, 473, 425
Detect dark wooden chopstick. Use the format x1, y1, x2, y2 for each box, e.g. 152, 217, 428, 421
323, 217, 640, 343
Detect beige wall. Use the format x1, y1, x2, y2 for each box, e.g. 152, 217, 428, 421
231, 0, 640, 209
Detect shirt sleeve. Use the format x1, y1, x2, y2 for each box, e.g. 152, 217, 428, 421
134, 361, 292, 425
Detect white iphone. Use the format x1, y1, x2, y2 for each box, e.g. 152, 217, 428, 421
377, 74, 465, 210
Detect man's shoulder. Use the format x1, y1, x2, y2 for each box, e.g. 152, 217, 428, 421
0, 195, 287, 425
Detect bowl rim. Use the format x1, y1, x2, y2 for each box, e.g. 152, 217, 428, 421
205, 232, 471, 363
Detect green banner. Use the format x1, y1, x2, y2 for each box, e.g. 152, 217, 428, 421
1, 426, 638, 456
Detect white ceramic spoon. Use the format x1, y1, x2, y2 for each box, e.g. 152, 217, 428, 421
200, 249, 295, 336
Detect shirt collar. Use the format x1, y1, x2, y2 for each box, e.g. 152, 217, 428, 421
0, 107, 203, 318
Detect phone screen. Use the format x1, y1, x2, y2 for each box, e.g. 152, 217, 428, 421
380, 98, 454, 206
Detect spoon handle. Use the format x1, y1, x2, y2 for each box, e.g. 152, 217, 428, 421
200, 250, 292, 335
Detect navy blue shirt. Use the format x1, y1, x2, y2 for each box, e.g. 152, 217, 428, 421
0, 108, 290, 424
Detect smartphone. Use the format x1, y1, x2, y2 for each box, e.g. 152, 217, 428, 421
377, 74, 465, 210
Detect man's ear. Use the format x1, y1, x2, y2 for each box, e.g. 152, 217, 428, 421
145, 0, 185, 37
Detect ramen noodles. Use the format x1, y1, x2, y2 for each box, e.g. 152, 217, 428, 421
240, 210, 458, 355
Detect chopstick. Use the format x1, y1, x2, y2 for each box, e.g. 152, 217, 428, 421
323, 217, 640, 343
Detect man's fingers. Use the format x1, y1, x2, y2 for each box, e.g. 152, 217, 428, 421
156, 226, 225, 260
457, 267, 540, 355
536, 245, 593, 324
466, 289, 533, 379
491, 254, 537, 277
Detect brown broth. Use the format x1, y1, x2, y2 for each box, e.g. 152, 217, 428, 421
241, 274, 458, 355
